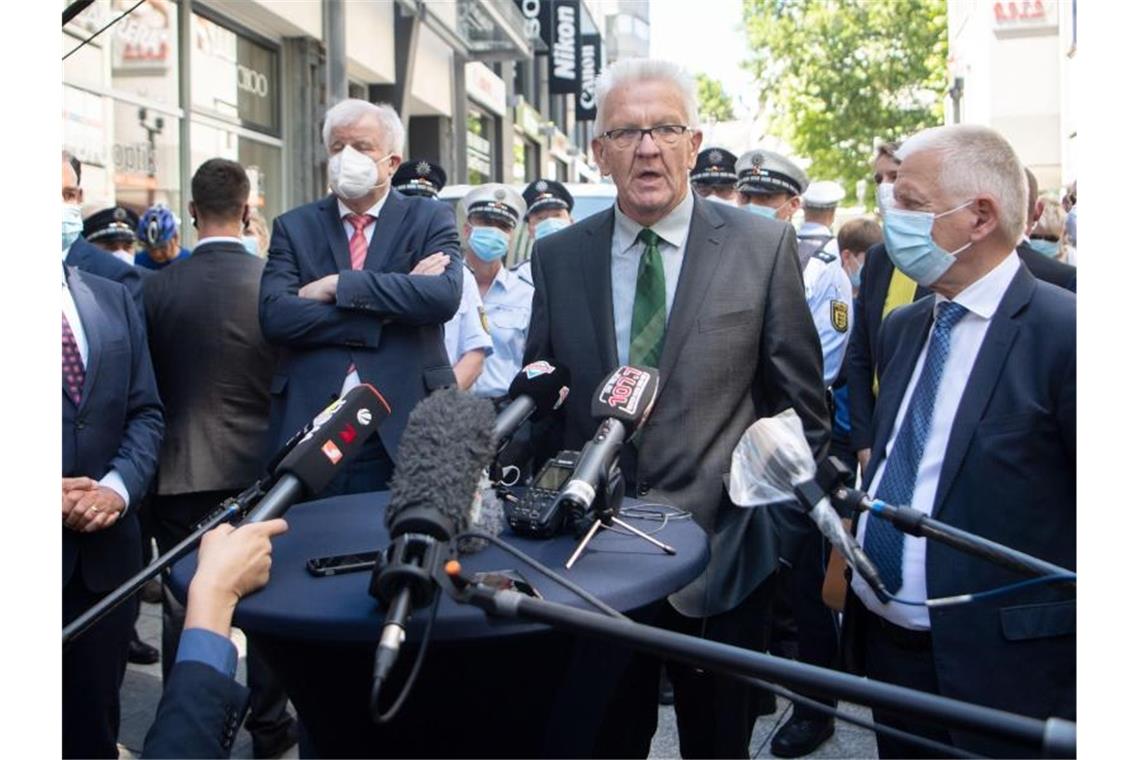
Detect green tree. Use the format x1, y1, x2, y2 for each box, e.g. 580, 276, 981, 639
742, 0, 948, 200
695, 73, 736, 123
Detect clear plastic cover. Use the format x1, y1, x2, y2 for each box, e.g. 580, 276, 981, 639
728, 408, 817, 507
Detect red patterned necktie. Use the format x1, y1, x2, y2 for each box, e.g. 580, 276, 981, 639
62, 312, 85, 406
346, 214, 375, 271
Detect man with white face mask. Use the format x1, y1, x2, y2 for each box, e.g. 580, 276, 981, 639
846, 125, 1075, 758
259, 99, 463, 495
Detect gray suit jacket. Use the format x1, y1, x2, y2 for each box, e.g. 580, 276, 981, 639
525, 195, 830, 617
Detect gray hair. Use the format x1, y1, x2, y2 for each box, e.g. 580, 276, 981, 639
896, 125, 1027, 243
593, 58, 699, 137
322, 98, 405, 156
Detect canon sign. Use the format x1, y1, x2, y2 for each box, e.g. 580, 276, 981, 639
576, 33, 601, 121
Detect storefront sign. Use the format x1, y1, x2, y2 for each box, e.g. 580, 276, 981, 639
515, 100, 543, 141
992, 0, 1057, 32
549, 0, 580, 95
549, 128, 571, 160
576, 33, 601, 122
514, 0, 552, 45
465, 62, 507, 117
467, 130, 493, 177
192, 13, 279, 134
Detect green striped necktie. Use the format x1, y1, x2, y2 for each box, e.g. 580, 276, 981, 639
629, 228, 667, 368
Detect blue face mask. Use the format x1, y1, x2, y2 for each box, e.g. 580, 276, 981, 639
468, 225, 510, 262
1028, 237, 1060, 258
745, 203, 779, 220
848, 261, 864, 289
533, 217, 570, 241
882, 201, 973, 287
241, 235, 261, 256
63, 203, 83, 252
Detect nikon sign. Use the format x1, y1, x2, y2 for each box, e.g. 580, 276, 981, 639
548, 0, 580, 95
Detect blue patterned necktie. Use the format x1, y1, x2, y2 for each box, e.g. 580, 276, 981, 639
863, 301, 969, 594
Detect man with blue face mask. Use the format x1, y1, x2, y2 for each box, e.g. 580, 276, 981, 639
846, 125, 1075, 758
461, 183, 532, 401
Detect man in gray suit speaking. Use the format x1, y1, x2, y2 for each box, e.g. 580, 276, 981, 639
524, 59, 830, 757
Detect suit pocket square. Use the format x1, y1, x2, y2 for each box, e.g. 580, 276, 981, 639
698, 309, 754, 333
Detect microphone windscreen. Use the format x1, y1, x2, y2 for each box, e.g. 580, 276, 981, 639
507, 360, 571, 419
386, 389, 497, 538
727, 408, 816, 508
590, 365, 660, 431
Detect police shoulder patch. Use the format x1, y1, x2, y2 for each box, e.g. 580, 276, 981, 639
813, 249, 837, 264
831, 300, 849, 333
478, 305, 490, 334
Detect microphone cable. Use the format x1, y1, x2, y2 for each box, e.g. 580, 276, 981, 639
371, 588, 441, 724
888, 572, 1077, 609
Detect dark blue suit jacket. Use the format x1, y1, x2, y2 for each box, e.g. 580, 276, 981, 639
259, 192, 462, 460
142, 661, 250, 759
66, 237, 147, 321
63, 267, 164, 592
864, 263, 1075, 751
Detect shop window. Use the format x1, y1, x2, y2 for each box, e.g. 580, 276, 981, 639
190, 121, 283, 223
191, 12, 280, 135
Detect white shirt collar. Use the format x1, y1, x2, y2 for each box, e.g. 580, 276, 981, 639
194, 236, 243, 250
337, 193, 388, 220
935, 250, 1020, 320
613, 189, 695, 253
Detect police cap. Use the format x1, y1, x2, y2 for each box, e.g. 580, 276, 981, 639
802, 180, 846, 209
735, 149, 808, 197
462, 183, 526, 229
522, 178, 574, 219
393, 160, 447, 198
691, 147, 739, 186
83, 206, 139, 245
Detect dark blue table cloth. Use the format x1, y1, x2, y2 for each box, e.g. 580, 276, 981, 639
170, 490, 709, 643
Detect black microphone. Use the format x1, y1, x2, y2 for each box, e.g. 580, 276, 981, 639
493, 360, 571, 449
244, 384, 391, 523
555, 365, 660, 514
369, 389, 497, 691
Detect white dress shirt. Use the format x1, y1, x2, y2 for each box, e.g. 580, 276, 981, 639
611, 190, 694, 366
337, 194, 389, 396
853, 251, 1021, 628
62, 269, 131, 511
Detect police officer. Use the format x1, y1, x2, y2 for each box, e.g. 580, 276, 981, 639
689, 147, 739, 205
799, 180, 845, 259
391, 159, 493, 391
392, 159, 448, 199
736, 150, 852, 386
461, 184, 532, 401
83, 206, 140, 266
736, 149, 850, 758
522, 178, 575, 242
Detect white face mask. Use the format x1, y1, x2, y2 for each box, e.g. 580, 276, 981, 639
706, 195, 736, 207
329, 145, 390, 200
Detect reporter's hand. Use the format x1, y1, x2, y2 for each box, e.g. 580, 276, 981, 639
298, 274, 338, 302
410, 252, 449, 276
185, 520, 289, 638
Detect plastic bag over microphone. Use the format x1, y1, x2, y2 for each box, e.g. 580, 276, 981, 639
727, 408, 816, 508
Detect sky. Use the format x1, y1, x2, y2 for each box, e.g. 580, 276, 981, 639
648, 0, 760, 118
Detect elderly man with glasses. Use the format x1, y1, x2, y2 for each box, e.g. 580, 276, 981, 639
524, 58, 830, 758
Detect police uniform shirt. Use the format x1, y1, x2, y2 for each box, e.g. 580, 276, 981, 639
798, 220, 840, 258
803, 248, 853, 386
443, 267, 493, 365
470, 265, 534, 398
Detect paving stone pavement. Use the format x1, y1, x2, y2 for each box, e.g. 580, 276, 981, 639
120, 599, 878, 759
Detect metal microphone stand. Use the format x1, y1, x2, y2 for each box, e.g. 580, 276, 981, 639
564, 463, 675, 569
61, 480, 267, 647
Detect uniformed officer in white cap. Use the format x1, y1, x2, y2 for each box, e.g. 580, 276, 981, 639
461, 183, 534, 400
799, 180, 845, 260
735, 148, 808, 222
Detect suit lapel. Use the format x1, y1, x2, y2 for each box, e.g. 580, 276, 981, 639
868, 299, 935, 478
66, 268, 103, 413
656, 197, 725, 395
365, 190, 409, 270
931, 266, 1034, 518
318, 195, 352, 272
579, 209, 619, 372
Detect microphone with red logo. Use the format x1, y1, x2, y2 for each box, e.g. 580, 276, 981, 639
244, 384, 392, 523
554, 365, 660, 516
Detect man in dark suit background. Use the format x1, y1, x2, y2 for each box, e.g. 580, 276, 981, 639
847, 125, 1075, 757
847, 155, 1075, 475
62, 263, 164, 757
62, 151, 146, 319
259, 98, 462, 494
525, 58, 830, 758
144, 158, 296, 756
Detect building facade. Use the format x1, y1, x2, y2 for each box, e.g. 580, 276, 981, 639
62, 0, 616, 231
946, 0, 1078, 192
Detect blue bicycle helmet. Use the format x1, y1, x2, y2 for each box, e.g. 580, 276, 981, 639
138, 204, 179, 248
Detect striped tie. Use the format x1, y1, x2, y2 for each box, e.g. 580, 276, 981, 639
629, 228, 667, 368
346, 213, 374, 270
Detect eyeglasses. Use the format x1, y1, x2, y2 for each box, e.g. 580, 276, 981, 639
601, 124, 690, 149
